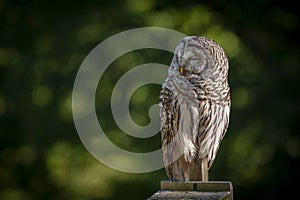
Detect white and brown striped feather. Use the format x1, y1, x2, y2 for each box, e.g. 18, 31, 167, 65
159, 36, 230, 181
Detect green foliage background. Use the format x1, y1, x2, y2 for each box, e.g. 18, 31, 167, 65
0, 0, 299, 199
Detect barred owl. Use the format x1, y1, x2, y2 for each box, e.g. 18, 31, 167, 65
159, 36, 230, 181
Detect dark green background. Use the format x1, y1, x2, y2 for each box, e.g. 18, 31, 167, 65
0, 0, 299, 199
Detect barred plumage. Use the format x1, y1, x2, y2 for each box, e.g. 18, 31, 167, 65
159, 36, 230, 181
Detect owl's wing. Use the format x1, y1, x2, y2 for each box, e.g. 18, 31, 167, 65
196, 85, 231, 168
159, 86, 174, 161
159, 85, 176, 178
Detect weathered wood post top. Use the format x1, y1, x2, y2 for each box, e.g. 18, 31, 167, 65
148, 181, 233, 200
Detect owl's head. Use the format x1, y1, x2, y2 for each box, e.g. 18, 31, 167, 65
170, 36, 229, 82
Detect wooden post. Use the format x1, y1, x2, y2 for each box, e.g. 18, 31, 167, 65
148, 181, 233, 200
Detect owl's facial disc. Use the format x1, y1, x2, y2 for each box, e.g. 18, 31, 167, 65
171, 36, 229, 82
176, 46, 207, 76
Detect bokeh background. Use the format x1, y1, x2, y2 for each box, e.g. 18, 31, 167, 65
0, 0, 299, 199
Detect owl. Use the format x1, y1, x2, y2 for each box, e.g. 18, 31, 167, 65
159, 36, 230, 181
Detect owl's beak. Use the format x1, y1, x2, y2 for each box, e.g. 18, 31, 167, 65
179, 66, 184, 74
